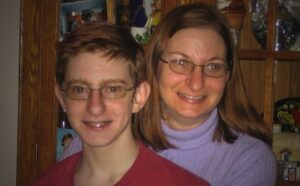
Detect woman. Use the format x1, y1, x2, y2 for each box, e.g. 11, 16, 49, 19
61, 3, 277, 186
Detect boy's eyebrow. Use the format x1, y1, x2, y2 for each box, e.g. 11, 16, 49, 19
64, 79, 88, 86
101, 79, 129, 86
64, 79, 131, 86
64, 79, 88, 85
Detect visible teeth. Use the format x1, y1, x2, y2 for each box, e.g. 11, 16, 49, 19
85, 122, 107, 128
185, 95, 202, 100
84, 120, 112, 128
179, 93, 203, 100
94, 122, 107, 128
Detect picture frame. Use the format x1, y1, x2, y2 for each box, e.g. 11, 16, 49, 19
60, 0, 107, 39
277, 160, 300, 181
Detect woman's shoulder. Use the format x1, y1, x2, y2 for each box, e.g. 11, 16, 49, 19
230, 133, 276, 163
231, 133, 270, 150
223, 134, 278, 185
235, 133, 271, 149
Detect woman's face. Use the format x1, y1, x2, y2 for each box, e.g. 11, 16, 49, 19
157, 28, 229, 130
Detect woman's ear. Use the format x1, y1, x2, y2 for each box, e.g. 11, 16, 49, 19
55, 82, 67, 111
132, 81, 151, 113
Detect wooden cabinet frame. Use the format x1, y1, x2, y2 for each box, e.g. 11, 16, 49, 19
17, 0, 299, 185
17, 0, 60, 185
237, 0, 300, 130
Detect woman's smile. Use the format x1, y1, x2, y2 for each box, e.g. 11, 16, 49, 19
177, 92, 205, 102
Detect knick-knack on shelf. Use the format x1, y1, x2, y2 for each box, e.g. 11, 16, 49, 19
219, 0, 246, 45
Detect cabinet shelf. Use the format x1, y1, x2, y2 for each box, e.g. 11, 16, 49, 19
238, 49, 300, 61
277, 181, 300, 186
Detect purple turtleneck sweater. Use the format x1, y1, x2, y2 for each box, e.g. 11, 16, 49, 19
158, 109, 277, 186
59, 109, 277, 186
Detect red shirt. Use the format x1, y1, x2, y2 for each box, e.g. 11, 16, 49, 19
33, 142, 209, 186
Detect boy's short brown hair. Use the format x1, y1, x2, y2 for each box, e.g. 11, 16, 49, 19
56, 22, 145, 88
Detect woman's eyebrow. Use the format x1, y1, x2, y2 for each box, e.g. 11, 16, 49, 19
205, 57, 226, 63
167, 52, 189, 58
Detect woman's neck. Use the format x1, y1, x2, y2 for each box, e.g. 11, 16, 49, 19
163, 109, 212, 131
161, 108, 219, 149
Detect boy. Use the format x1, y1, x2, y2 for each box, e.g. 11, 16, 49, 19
33, 22, 209, 186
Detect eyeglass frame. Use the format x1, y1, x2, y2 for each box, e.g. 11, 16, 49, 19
60, 82, 136, 101
160, 57, 230, 78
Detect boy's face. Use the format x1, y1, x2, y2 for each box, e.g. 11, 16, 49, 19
55, 51, 149, 148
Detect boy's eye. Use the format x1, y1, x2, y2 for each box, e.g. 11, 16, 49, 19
65, 84, 90, 99
101, 85, 127, 99
70, 85, 88, 94
103, 86, 123, 93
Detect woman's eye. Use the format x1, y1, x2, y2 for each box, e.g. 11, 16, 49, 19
206, 63, 222, 71
174, 59, 190, 66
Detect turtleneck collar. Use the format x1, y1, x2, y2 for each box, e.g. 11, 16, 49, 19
161, 108, 218, 149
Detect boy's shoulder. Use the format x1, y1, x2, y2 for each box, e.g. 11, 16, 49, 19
32, 152, 81, 186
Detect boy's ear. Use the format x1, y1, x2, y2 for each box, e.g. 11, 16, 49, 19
132, 81, 151, 113
55, 82, 67, 111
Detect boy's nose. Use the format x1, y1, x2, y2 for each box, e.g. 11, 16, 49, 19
86, 90, 106, 116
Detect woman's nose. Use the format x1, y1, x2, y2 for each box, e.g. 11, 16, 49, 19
86, 90, 106, 116
186, 66, 205, 91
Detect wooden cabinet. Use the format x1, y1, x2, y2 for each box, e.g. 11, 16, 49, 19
17, 0, 299, 185
236, 0, 300, 185
237, 0, 300, 129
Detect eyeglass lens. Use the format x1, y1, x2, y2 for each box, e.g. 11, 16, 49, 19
64, 83, 134, 100
161, 58, 228, 77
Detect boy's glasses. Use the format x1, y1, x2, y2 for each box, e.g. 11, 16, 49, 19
160, 58, 229, 78
61, 83, 135, 100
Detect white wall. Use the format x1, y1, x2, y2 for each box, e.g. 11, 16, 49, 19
0, 0, 20, 185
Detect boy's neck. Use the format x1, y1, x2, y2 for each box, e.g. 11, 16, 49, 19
74, 136, 139, 186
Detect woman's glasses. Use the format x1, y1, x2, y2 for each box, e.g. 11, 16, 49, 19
160, 58, 229, 78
